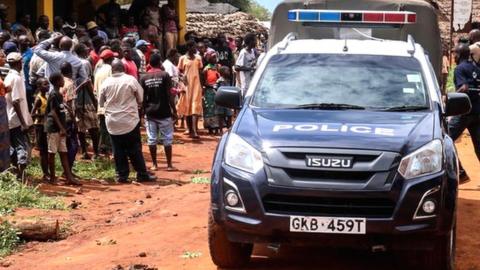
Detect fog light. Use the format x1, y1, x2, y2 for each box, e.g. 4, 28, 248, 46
225, 190, 239, 207
422, 200, 436, 214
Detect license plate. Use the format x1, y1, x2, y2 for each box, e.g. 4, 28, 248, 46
290, 216, 366, 234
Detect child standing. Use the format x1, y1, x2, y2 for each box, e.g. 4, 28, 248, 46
30, 78, 49, 181
202, 52, 220, 135
46, 72, 81, 185
215, 66, 234, 134
60, 63, 79, 173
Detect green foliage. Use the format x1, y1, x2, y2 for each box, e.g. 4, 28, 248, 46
0, 221, 20, 257
208, 0, 271, 20
192, 169, 208, 174
446, 66, 455, 93
246, 0, 271, 21
27, 157, 117, 182
0, 172, 65, 215
191, 176, 210, 184
180, 251, 202, 259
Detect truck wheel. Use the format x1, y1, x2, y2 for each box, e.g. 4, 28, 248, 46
397, 225, 456, 270
208, 211, 253, 268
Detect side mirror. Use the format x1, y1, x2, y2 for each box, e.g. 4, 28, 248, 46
215, 86, 243, 110
445, 93, 472, 116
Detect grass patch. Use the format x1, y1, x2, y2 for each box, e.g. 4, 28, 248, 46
446, 66, 455, 93
192, 169, 208, 175
26, 157, 117, 181
190, 176, 210, 184
0, 172, 65, 215
180, 251, 202, 259
0, 221, 20, 257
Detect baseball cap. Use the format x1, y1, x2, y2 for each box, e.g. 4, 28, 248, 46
86, 21, 98, 31
6, 52, 22, 63
3, 41, 18, 55
99, 49, 118, 60
135, 40, 150, 48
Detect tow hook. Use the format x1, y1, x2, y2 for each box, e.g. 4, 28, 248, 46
371, 245, 387, 253
267, 243, 281, 253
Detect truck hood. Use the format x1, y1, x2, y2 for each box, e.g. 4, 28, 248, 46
235, 108, 434, 154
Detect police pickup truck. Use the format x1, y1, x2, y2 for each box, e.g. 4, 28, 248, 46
208, 4, 471, 270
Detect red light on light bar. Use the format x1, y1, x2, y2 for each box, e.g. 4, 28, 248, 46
363, 13, 384, 22
385, 13, 406, 23
407, 14, 417, 23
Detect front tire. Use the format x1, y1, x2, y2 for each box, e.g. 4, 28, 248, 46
208, 210, 253, 268
397, 225, 456, 270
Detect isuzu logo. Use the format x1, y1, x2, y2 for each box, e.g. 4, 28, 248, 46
306, 156, 353, 168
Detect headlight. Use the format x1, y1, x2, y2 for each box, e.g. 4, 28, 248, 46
225, 133, 264, 174
398, 140, 443, 179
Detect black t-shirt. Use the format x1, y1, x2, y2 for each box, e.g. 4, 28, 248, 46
216, 46, 234, 67
454, 60, 480, 114
141, 71, 173, 120
45, 91, 66, 133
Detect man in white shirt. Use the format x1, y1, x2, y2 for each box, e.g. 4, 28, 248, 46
235, 33, 257, 94
99, 59, 156, 183
4, 52, 33, 178
163, 48, 179, 84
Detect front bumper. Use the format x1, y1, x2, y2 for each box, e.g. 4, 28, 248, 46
211, 164, 455, 250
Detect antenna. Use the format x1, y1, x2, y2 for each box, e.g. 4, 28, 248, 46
343, 39, 348, 52
407, 34, 416, 55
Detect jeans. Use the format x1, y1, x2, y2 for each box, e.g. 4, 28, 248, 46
109, 124, 149, 180
448, 114, 480, 160
9, 126, 29, 166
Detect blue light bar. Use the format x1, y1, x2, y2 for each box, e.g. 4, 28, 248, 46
287, 9, 417, 24
288, 11, 297, 21
319, 12, 341, 22
299, 11, 319, 21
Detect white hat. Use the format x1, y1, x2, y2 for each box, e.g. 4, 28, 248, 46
6, 52, 22, 63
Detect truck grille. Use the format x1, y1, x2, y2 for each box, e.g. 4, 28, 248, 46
284, 168, 374, 182
263, 194, 395, 218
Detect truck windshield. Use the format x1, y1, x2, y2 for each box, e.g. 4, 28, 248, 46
251, 54, 430, 110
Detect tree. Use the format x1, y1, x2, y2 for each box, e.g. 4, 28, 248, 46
247, 0, 271, 21
208, 0, 271, 20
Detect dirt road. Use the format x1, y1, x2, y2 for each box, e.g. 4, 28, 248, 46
1, 133, 479, 270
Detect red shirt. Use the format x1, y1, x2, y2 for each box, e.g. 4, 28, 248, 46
122, 58, 138, 79
89, 51, 100, 68
145, 44, 155, 64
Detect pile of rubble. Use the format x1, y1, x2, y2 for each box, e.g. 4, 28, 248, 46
186, 12, 268, 38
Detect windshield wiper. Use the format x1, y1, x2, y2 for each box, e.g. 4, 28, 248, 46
288, 103, 366, 110
379, 105, 430, 112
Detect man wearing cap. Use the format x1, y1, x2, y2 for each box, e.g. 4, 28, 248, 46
4, 52, 33, 178
12, 14, 35, 44
136, 40, 150, 74
94, 49, 117, 158
86, 21, 109, 44
34, 34, 88, 87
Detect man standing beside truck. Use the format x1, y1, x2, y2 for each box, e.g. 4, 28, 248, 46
449, 44, 480, 182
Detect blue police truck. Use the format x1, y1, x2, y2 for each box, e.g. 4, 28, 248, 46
208, 1, 471, 269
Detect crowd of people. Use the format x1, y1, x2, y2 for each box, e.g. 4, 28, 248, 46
0, 1, 266, 185
450, 29, 480, 183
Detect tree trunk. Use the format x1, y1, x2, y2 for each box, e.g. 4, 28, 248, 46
2, 218, 60, 241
